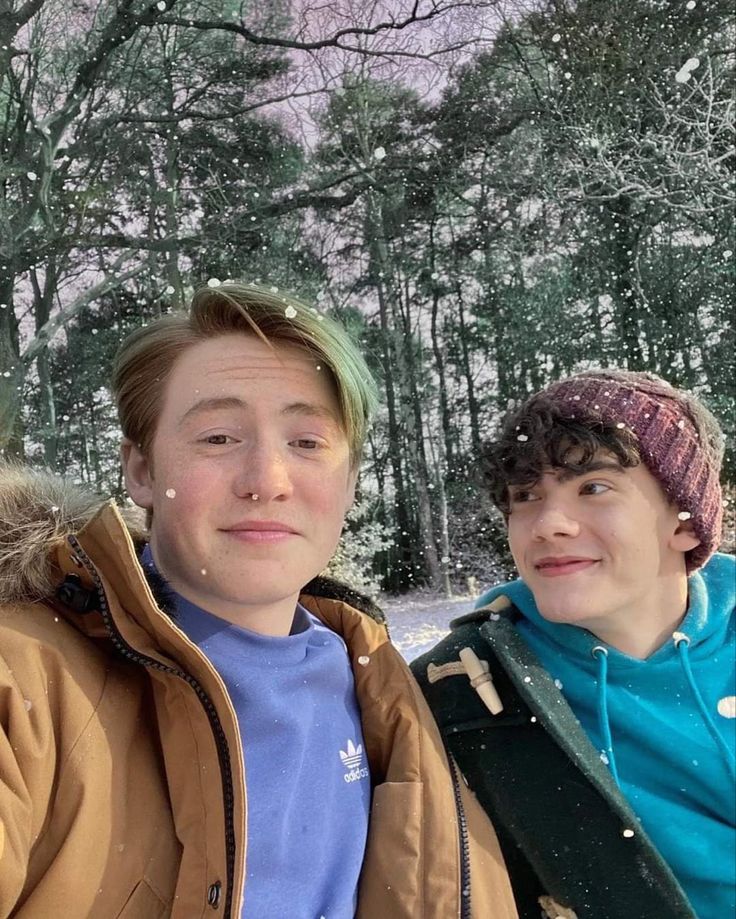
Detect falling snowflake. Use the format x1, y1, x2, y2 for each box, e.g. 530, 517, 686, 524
284, 305, 297, 319
207, 278, 221, 288
373, 147, 386, 161
675, 58, 700, 83
165, 488, 176, 498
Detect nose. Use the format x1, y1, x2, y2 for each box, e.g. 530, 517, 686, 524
233, 442, 293, 503
530, 500, 580, 541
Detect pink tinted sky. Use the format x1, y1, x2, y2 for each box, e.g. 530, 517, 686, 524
258, 0, 510, 145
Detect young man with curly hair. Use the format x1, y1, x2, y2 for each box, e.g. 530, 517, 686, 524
414, 369, 735, 919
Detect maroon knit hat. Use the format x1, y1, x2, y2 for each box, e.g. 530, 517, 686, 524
534, 369, 724, 572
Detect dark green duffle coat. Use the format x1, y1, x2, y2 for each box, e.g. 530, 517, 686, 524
411, 600, 697, 919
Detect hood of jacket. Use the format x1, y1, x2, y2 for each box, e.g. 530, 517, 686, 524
0, 463, 148, 605
476, 553, 735, 667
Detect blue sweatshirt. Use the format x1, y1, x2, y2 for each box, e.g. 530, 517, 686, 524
141, 548, 371, 919
477, 553, 736, 919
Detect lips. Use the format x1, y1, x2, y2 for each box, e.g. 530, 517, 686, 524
534, 556, 599, 577
222, 520, 299, 542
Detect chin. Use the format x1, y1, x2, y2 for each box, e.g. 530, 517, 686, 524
537, 607, 574, 624
534, 594, 584, 624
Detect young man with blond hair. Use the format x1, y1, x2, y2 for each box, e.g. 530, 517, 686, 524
0, 283, 517, 918
414, 369, 735, 919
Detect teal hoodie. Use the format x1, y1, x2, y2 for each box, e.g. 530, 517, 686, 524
476, 553, 736, 919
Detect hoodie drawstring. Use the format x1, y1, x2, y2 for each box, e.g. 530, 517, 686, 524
592, 645, 621, 787
673, 632, 736, 783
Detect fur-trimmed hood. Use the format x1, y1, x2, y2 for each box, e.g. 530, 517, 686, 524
0, 463, 385, 623
0, 463, 145, 605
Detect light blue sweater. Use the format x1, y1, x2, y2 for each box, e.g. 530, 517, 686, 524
141, 547, 370, 919
477, 553, 736, 919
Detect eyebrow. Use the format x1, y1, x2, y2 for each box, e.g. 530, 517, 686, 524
178, 396, 338, 427
509, 460, 626, 491
555, 460, 626, 483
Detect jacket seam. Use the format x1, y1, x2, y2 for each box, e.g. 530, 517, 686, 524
56, 666, 113, 774
393, 649, 442, 919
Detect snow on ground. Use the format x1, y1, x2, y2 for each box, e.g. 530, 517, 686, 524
379, 591, 477, 662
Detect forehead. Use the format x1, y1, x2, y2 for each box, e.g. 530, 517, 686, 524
546, 445, 625, 479
161, 332, 341, 419
532, 451, 669, 500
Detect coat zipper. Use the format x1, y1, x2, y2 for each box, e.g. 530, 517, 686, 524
449, 754, 471, 919
68, 536, 237, 916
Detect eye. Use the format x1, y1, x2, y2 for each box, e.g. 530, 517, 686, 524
509, 486, 537, 504
580, 481, 610, 496
202, 433, 236, 446
290, 438, 321, 450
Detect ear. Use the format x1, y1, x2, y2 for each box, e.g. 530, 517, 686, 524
120, 438, 154, 509
669, 514, 701, 554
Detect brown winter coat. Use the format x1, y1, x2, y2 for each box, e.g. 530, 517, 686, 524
0, 467, 517, 919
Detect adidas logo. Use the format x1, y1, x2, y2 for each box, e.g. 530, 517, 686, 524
339, 739, 363, 768
339, 739, 369, 783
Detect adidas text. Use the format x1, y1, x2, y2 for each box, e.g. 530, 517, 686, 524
343, 765, 369, 783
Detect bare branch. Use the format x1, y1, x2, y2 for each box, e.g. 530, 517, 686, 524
159, 2, 466, 53
22, 257, 144, 365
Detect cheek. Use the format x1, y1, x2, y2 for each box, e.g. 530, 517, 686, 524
506, 518, 526, 559
304, 470, 352, 521
153, 456, 219, 517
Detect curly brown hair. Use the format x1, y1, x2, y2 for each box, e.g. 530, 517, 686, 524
482, 397, 642, 515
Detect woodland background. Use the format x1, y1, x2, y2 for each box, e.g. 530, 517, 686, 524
1, 0, 734, 595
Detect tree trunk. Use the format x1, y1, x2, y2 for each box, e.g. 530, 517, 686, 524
396, 273, 441, 589
0, 280, 24, 458
429, 222, 455, 472
30, 262, 59, 467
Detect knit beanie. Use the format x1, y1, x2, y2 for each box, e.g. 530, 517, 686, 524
533, 369, 724, 572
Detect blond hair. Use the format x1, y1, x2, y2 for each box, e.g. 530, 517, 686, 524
112, 282, 378, 468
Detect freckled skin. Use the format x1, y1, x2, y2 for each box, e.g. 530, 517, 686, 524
506, 454, 700, 658
122, 333, 356, 635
